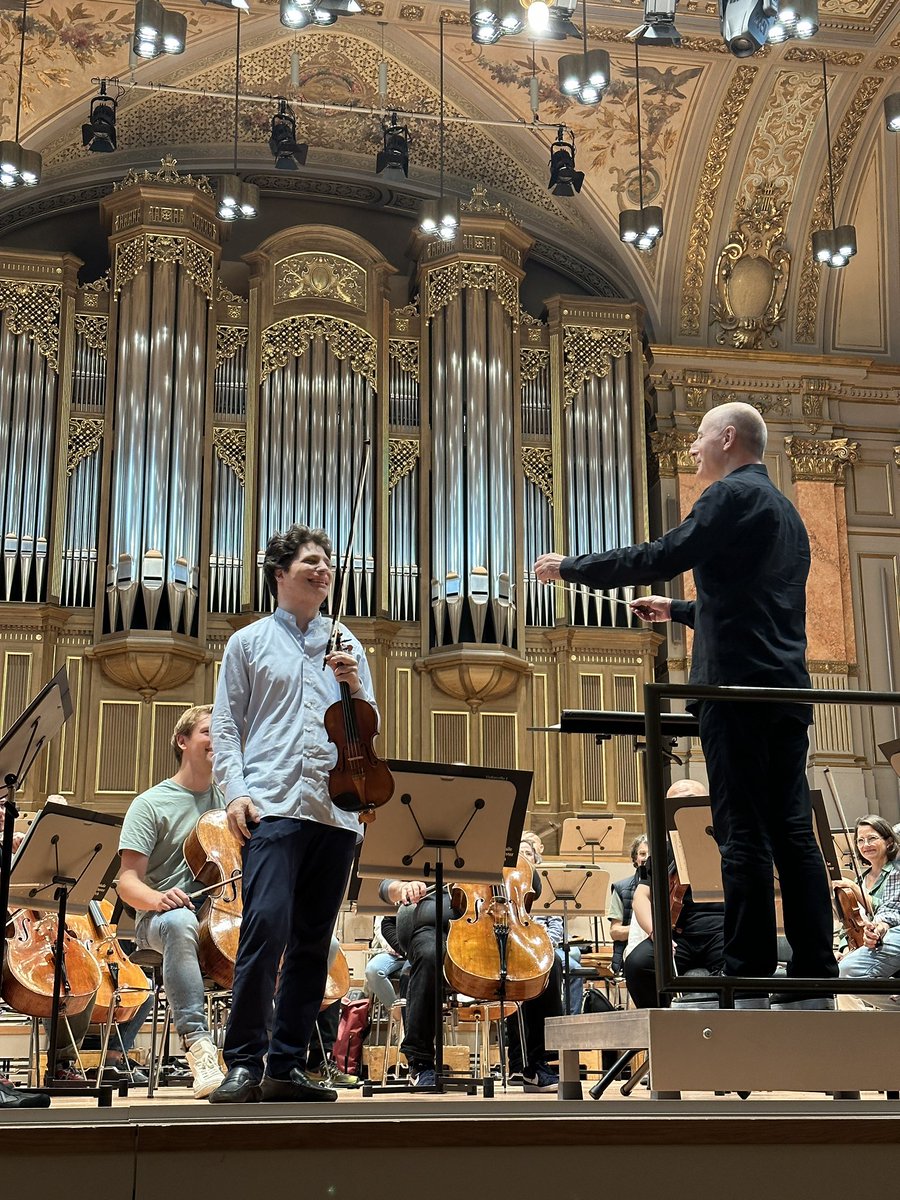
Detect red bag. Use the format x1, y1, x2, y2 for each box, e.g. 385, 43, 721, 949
332, 997, 370, 1075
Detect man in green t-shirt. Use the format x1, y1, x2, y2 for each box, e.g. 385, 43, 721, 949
118, 705, 226, 1099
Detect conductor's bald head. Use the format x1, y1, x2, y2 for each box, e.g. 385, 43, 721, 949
691, 401, 767, 485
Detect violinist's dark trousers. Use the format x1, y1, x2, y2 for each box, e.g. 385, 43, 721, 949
224, 816, 356, 1080
699, 701, 838, 983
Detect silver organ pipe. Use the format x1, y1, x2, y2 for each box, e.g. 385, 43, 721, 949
209, 329, 247, 615
388, 345, 420, 622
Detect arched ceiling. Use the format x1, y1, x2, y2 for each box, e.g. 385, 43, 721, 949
1, 0, 898, 353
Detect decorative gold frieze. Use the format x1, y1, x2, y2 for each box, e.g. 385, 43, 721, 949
113, 234, 214, 302
461, 184, 518, 224
520, 347, 549, 383
680, 66, 758, 337
796, 76, 884, 344
392, 302, 418, 333
522, 446, 553, 504
785, 47, 864, 66
711, 389, 791, 418
712, 188, 790, 350
113, 155, 214, 197
389, 338, 419, 381
424, 260, 519, 322
399, 3, 424, 16
0, 279, 62, 372
216, 324, 249, 366
260, 315, 377, 387
74, 314, 109, 355
213, 426, 247, 485
520, 308, 545, 344
807, 660, 853, 674
275, 252, 366, 309
784, 436, 859, 484
66, 416, 104, 476
388, 438, 420, 491
80, 273, 110, 311
216, 280, 245, 321
650, 430, 697, 476
562, 326, 632, 403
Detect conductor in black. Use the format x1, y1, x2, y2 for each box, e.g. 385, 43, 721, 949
535, 401, 838, 1002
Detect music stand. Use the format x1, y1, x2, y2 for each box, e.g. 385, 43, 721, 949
357, 759, 531, 1097
559, 817, 626, 860
533, 867, 609, 1022
879, 737, 900, 777
7, 802, 123, 1105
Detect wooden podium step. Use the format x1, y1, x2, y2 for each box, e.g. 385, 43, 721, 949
545, 1009, 900, 1099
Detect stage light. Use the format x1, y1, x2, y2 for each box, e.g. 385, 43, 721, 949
376, 114, 410, 178
884, 92, 900, 132
548, 128, 584, 196
767, 0, 818, 43
217, 174, 259, 221
1, 0, 41, 189
133, 0, 187, 59
81, 83, 118, 153
558, 47, 610, 105
812, 59, 856, 270
469, 0, 580, 43
269, 98, 308, 170
718, 0, 777, 56
200, 0, 250, 11
619, 39, 663, 252
629, 0, 683, 45
280, 0, 314, 26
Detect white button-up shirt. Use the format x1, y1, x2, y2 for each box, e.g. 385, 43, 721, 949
211, 608, 377, 838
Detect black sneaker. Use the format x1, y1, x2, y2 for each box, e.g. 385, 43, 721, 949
410, 1067, 437, 1089
522, 1063, 558, 1093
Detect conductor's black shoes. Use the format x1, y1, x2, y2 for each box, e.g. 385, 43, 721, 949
209, 1066, 262, 1103
260, 1068, 338, 1102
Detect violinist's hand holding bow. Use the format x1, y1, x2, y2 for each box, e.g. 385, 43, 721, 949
863, 919, 888, 949
386, 880, 428, 906
326, 649, 361, 694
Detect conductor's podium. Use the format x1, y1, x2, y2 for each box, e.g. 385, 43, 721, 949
545, 1009, 900, 1100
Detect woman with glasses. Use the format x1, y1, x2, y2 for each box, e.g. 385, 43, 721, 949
838, 815, 900, 994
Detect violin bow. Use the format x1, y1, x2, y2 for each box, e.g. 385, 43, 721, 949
324, 438, 372, 665
823, 766, 872, 927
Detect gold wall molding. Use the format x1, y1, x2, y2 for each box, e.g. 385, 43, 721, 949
807, 659, 855, 674
0, 279, 62, 372
113, 234, 214, 302
795, 75, 884, 345
113, 155, 214, 197
785, 435, 860, 483
74, 313, 109, 355
388, 437, 419, 491
260, 314, 377, 387
423, 261, 519, 322
562, 325, 632, 403
650, 430, 697, 476
737, 72, 823, 210
213, 426, 247, 485
216, 324, 248, 366
392, 302, 418, 333
66, 416, 104, 477
712, 188, 790, 349
274, 252, 366, 309
711, 388, 792, 417
680, 65, 758, 337
522, 446, 553, 504
784, 47, 865, 66
389, 338, 419, 381
520, 346, 549, 383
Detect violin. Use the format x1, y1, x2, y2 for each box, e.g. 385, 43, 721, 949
444, 854, 555, 1002
323, 438, 394, 824
321, 945, 351, 1011
183, 809, 243, 989
65, 899, 153, 1025
832, 878, 871, 952
2, 908, 102, 1019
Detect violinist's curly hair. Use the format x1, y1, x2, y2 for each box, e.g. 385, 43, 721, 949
262, 524, 333, 601
170, 704, 213, 766
855, 814, 898, 862
629, 834, 649, 866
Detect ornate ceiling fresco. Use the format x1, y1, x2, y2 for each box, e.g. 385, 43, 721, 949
0, 0, 898, 353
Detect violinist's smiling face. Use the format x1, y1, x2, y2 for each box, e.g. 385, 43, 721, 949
276, 542, 334, 626
178, 716, 214, 771
856, 824, 887, 871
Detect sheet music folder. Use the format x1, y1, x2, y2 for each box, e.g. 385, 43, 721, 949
558, 709, 699, 737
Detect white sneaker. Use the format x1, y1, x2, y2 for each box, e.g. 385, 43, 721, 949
186, 1037, 225, 1099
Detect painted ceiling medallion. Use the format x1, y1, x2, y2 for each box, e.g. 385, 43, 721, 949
711, 186, 790, 350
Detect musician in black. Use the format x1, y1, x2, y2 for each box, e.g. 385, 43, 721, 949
536, 402, 838, 1003
609, 834, 648, 974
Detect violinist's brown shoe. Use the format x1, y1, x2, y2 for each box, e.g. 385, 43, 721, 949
260, 1068, 338, 1102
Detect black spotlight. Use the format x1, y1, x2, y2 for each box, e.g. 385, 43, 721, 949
82, 84, 118, 153
375, 114, 410, 178
269, 99, 308, 170
548, 128, 584, 196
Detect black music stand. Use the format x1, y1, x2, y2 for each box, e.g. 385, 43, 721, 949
6, 802, 123, 1106
534, 866, 609, 1021
357, 759, 531, 1098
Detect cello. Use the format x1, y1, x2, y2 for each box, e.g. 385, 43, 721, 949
444, 855, 555, 1003
823, 767, 872, 951
183, 809, 243, 989
2, 908, 101, 1019
323, 438, 394, 825
65, 899, 153, 1025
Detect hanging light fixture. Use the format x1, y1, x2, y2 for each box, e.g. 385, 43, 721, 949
132, 0, 187, 59
217, 9, 259, 222
618, 39, 663, 251
767, 0, 818, 44
470, 0, 580, 44
82, 81, 119, 154
884, 92, 900, 133
1, 0, 40, 189
629, 0, 683, 45
418, 15, 459, 241
558, 0, 610, 106
811, 56, 856, 270
376, 114, 410, 178
547, 127, 584, 195
279, 0, 361, 25
269, 98, 308, 169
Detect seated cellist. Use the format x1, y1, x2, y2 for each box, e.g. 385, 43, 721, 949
838, 815, 900, 1003
117, 705, 226, 1098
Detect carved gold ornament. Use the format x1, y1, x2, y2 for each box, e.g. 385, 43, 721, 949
784, 436, 859, 484
114, 156, 214, 197
261, 314, 376, 387
680, 66, 758, 337
712, 189, 791, 349
216, 325, 249, 366
520, 308, 545, 344
66, 416, 104, 477
113, 234, 214, 302
392, 302, 418, 333
650, 430, 697, 476
0, 279, 62, 372
388, 438, 420, 491
522, 446, 553, 504
74, 314, 109, 356
893, 446, 900, 469
520, 347, 549, 383
423, 261, 519, 322
275, 253, 366, 309
213, 426, 247, 485
562, 326, 632, 404
461, 184, 518, 224
389, 339, 419, 381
